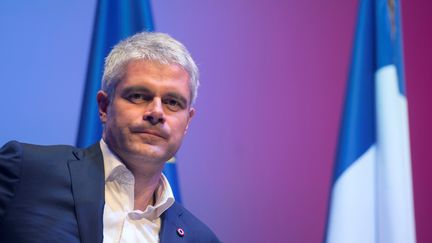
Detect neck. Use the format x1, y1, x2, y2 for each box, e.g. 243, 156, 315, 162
123, 158, 164, 211
133, 171, 161, 211
103, 137, 166, 210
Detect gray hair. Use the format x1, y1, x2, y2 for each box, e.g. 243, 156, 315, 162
102, 32, 199, 104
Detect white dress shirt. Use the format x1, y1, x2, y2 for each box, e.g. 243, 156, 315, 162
100, 139, 175, 243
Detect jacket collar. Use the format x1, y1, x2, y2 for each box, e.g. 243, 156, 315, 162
159, 202, 189, 242
68, 143, 105, 243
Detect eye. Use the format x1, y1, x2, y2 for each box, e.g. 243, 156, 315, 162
126, 93, 151, 104
163, 98, 182, 111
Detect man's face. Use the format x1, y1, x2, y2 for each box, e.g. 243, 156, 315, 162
97, 60, 195, 166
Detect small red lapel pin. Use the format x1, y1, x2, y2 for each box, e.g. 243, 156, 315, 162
177, 228, 185, 237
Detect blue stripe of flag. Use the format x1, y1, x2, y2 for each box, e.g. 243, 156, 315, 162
332, 0, 376, 183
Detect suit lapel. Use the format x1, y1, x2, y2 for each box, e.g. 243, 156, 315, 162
68, 143, 105, 243
160, 202, 189, 243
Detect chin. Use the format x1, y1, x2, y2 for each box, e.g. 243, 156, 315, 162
128, 144, 172, 163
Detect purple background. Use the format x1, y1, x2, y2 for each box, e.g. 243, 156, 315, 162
0, 0, 431, 242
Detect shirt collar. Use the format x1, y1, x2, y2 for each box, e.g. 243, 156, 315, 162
99, 139, 175, 218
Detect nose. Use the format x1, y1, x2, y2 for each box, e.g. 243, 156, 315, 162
144, 98, 165, 125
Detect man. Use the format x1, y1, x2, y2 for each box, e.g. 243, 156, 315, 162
0, 32, 220, 242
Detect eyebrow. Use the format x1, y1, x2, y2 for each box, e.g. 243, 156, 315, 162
122, 86, 153, 95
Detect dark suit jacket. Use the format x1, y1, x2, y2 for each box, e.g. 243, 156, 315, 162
0, 141, 219, 243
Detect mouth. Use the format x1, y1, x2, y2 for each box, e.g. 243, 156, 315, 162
132, 129, 167, 139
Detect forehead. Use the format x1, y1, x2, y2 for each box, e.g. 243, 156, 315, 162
125, 60, 187, 79
119, 60, 192, 99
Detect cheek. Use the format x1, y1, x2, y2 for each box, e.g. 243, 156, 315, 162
170, 117, 190, 138
109, 107, 139, 125
105, 112, 129, 137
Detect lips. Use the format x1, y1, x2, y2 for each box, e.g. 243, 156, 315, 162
131, 128, 168, 139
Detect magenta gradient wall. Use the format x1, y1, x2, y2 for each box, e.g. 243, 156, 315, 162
403, 0, 432, 242
151, 0, 432, 242
0, 0, 431, 242
151, 1, 355, 242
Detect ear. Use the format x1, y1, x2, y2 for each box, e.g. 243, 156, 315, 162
97, 91, 109, 123
184, 107, 195, 134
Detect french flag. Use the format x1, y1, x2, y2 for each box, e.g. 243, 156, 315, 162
325, 0, 416, 242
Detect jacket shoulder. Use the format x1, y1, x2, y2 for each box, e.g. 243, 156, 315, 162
15, 141, 79, 161
0, 141, 24, 222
